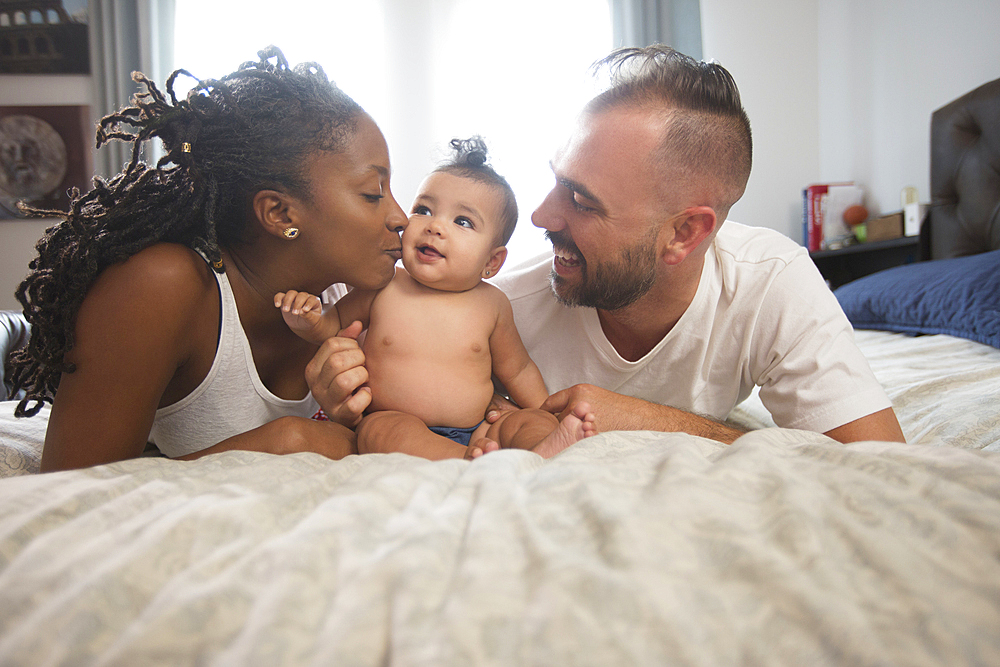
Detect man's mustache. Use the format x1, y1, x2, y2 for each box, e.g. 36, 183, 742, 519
544, 230, 583, 259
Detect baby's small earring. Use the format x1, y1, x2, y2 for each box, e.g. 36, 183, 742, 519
282, 227, 300, 240
485, 269, 491, 276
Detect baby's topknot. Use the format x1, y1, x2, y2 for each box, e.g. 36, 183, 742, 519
449, 136, 489, 168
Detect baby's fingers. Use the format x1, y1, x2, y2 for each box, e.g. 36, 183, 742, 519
274, 290, 320, 315
292, 292, 320, 315
274, 290, 300, 311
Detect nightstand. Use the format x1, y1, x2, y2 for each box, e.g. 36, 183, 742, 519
809, 236, 921, 289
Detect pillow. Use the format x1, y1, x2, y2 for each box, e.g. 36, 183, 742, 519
835, 248, 1000, 349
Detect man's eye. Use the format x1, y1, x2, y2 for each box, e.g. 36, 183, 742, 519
454, 217, 474, 229
412, 205, 431, 216
571, 195, 595, 213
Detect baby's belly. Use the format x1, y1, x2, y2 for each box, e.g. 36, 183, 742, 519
365, 352, 494, 429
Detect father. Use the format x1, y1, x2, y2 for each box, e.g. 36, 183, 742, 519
490, 45, 905, 445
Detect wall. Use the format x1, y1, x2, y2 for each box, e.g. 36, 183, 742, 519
700, 0, 820, 241
5, 0, 1000, 309
0, 74, 90, 310
817, 0, 1000, 215
700, 0, 1000, 242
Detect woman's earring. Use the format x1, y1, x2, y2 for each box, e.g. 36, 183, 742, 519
282, 227, 300, 240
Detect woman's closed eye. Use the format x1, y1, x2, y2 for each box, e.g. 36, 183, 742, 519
363, 193, 385, 203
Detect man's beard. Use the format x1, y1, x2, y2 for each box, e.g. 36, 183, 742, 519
545, 229, 658, 310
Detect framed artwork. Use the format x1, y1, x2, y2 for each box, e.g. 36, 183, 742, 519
0, 0, 90, 74
0, 105, 91, 219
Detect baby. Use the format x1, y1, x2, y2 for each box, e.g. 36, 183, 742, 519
276, 138, 596, 460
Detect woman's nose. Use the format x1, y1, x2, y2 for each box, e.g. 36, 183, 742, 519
386, 197, 407, 232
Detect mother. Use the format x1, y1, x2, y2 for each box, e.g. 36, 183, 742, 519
10, 47, 405, 471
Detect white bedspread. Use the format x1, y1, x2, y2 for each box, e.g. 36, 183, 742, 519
2, 428, 1000, 665
730, 330, 1000, 450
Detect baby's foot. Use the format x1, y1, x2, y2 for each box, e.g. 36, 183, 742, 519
531, 402, 597, 459
465, 438, 501, 460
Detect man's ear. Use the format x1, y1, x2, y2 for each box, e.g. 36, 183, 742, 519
660, 206, 717, 265
252, 190, 299, 239
482, 246, 508, 279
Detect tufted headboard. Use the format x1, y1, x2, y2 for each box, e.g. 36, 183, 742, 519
922, 76, 1000, 260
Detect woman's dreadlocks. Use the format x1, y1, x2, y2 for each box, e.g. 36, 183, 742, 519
10, 46, 363, 417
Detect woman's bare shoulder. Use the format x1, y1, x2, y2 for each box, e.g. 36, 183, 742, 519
93, 243, 216, 302
78, 243, 218, 336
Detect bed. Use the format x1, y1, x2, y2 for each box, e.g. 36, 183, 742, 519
1, 81, 999, 664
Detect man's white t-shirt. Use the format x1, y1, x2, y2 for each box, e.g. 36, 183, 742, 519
493, 221, 891, 434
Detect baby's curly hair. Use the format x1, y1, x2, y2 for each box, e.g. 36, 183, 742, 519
9, 46, 364, 417
436, 136, 518, 246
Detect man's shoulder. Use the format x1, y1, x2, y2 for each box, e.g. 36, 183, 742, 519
490, 251, 555, 303
713, 221, 806, 268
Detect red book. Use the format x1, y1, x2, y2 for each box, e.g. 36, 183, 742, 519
805, 184, 828, 251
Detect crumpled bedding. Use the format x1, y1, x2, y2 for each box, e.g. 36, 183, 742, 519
2, 428, 999, 665
730, 330, 1000, 450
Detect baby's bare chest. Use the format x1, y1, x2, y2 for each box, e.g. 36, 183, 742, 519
366, 289, 496, 359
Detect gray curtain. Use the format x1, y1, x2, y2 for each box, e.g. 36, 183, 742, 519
610, 0, 702, 59
88, 0, 175, 179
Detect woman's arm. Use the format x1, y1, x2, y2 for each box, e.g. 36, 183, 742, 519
41, 245, 221, 471
178, 415, 357, 460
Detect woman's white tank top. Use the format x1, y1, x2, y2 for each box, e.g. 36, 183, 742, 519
148, 268, 319, 457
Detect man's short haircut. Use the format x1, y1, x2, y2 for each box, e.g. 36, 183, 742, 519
586, 45, 752, 216
436, 136, 518, 246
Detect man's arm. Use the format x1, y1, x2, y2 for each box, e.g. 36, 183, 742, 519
823, 407, 905, 444
539, 383, 746, 444
539, 384, 905, 445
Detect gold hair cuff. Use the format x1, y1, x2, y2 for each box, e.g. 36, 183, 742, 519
181, 142, 192, 153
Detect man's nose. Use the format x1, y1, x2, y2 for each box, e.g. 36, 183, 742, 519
531, 188, 565, 232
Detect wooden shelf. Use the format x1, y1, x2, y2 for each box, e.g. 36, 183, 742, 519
809, 236, 921, 289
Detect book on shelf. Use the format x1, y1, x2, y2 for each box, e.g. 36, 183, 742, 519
802, 182, 864, 251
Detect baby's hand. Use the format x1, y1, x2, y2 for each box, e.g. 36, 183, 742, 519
274, 290, 324, 338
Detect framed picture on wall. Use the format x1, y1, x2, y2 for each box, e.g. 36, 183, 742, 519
0, 0, 90, 74
0, 105, 91, 219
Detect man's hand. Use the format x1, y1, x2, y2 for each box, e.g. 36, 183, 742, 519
485, 393, 519, 424
305, 321, 372, 428
541, 384, 644, 431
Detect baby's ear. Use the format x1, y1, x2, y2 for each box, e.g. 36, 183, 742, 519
482, 246, 508, 279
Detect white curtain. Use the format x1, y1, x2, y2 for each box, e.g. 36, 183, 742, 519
88, 0, 174, 179
610, 0, 702, 58
90, 0, 701, 259
173, 0, 613, 265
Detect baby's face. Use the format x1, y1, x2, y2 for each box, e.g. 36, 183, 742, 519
401, 171, 506, 292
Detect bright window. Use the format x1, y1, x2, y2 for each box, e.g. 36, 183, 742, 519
174, 0, 612, 266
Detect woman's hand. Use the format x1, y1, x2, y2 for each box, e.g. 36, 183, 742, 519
305, 321, 372, 428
